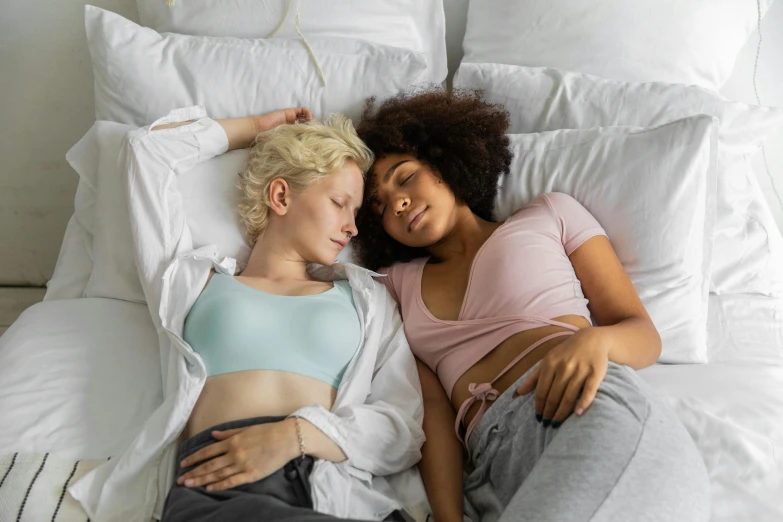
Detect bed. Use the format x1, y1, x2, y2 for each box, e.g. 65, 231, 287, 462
2, 0, 782, 521
2, 295, 781, 521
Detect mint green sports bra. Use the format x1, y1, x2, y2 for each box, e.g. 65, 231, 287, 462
183, 274, 361, 388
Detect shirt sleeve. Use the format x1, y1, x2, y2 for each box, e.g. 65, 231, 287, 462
375, 265, 400, 304
121, 106, 228, 323
543, 192, 607, 255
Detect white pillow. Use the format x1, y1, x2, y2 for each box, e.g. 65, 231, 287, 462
85, 6, 430, 127
44, 127, 100, 300
498, 116, 719, 363
45, 211, 93, 300
0, 298, 161, 459
461, 0, 775, 91
136, 0, 448, 84
456, 62, 783, 297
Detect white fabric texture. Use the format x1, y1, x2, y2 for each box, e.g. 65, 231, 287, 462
461, 0, 776, 91
44, 126, 101, 300
84, 6, 429, 127
498, 116, 719, 363
0, 299, 162, 459
0, 453, 106, 522
83, 122, 150, 302
706, 293, 783, 363
136, 0, 448, 84
44, 209, 94, 300
638, 362, 783, 522
66, 106, 428, 522
455, 62, 783, 297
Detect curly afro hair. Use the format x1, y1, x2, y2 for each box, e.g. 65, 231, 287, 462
353, 86, 513, 271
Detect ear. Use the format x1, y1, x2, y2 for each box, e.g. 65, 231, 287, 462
268, 178, 292, 216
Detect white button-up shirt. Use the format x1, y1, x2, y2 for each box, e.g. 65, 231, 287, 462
68, 106, 429, 522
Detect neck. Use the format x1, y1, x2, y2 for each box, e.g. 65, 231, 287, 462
240, 226, 311, 282
427, 206, 500, 263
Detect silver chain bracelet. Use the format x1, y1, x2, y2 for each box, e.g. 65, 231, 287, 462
294, 416, 306, 459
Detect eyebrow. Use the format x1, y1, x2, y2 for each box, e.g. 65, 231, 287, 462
383, 160, 410, 184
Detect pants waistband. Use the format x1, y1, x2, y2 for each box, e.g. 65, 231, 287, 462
179, 415, 288, 458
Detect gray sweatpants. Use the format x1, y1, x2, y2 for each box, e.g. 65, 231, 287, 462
463, 361, 711, 522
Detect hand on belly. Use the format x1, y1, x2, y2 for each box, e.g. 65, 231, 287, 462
184, 369, 337, 439
452, 315, 591, 428
177, 417, 299, 492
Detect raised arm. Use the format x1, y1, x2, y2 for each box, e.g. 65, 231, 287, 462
151, 107, 313, 150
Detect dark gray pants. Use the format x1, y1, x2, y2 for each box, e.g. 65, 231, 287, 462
162, 415, 407, 522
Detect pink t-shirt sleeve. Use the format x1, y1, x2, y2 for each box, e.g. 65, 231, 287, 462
376, 265, 401, 304
543, 192, 608, 255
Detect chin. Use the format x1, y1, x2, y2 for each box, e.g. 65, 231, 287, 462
311, 251, 338, 266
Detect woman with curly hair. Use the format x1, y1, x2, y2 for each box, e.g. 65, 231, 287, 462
353, 88, 710, 522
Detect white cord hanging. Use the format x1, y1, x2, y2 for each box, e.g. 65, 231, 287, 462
266, 0, 292, 38
165, 0, 325, 86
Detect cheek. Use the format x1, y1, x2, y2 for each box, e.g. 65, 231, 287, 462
382, 214, 407, 243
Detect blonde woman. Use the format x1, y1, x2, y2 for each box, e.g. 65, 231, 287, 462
106, 106, 424, 522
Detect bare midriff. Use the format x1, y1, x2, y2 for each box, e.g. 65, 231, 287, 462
450, 314, 592, 429
181, 370, 337, 441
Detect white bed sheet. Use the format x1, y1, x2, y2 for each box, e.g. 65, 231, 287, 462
639, 362, 783, 521
707, 293, 783, 363
0, 298, 162, 460
1, 296, 782, 520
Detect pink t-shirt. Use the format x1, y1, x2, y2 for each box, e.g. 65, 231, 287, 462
378, 192, 607, 398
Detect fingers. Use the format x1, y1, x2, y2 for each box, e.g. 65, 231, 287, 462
179, 441, 227, 469
533, 364, 556, 424
299, 107, 313, 120
514, 364, 540, 397
292, 107, 313, 122
575, 373, 602, 416
540, 368, 571, 427
211, 428, 243, 439
177, 454, 234, 487
208, 472, 256, 492
551, 373, 586, 425
181, 463, 241, 490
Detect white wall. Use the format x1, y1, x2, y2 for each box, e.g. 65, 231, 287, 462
0, 0, 781, 291
0, 0, 138, 287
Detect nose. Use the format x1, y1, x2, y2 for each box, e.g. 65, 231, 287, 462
345, 215, 358, 239
393, 195, 409, 215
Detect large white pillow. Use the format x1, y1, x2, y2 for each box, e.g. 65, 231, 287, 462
136, 0, 448, 84
84, 6, 429, 127
461, 0, 775, 91
455, 62, 783, 297
0, 298, 161, 459
44, 127, 100, 300
498, 116, 719, 363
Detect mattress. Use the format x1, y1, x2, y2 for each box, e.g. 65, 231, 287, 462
1, 295, 782, 520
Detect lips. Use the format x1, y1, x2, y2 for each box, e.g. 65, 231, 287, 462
407, 206, 427, 232
332, 239, 346, 248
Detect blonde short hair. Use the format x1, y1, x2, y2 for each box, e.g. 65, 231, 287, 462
238, 113, 374, 243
